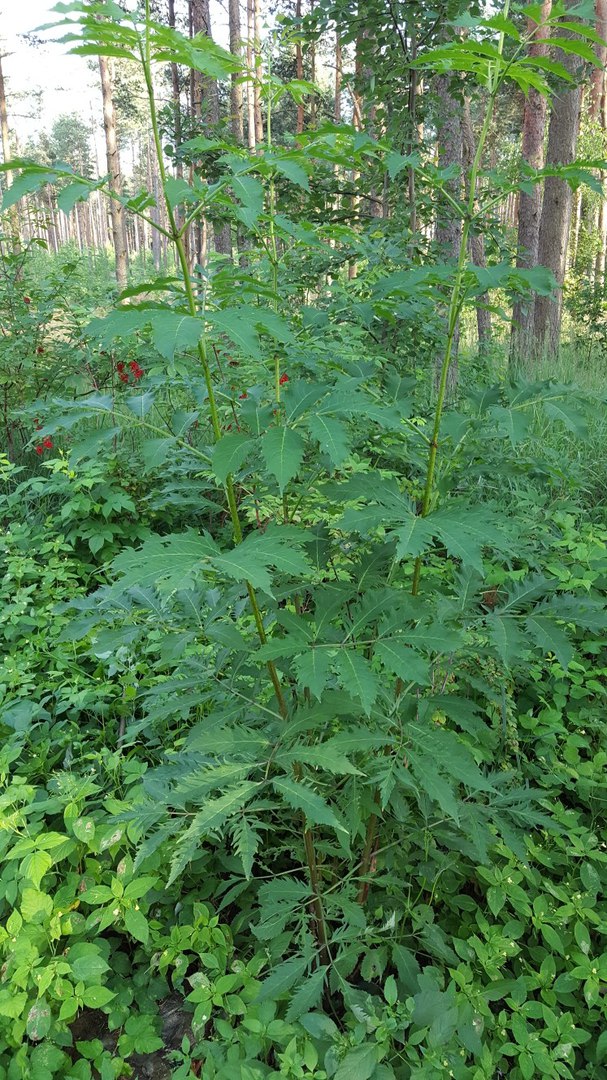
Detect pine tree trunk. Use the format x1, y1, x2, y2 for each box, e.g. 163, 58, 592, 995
253, 0, 264, 145
334, 32, 342, 123
0, 52, 20, 254
229, 0, 245, 142
296, 0, 304, 134
98, 55, 128, 289
434, 72, 463, 394
462, 98, 491, 353
533, 12, 583, 361
510, 0, 551, 370
246, 0, 256, 151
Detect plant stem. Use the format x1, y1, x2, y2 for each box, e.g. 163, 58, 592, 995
140, 1, 288, 721
141, 2, 329, 962
361, 2, 512, 894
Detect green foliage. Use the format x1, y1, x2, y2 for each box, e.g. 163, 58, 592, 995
0, 2, 607, 1077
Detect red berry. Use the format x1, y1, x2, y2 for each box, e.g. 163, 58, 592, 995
239, 392, 248, 399
133, 368, 143, 379
43, 436, 53, 449
24, 296, 31, 304
35, 445, 43, 455
279, 373, 289, 385
116, 362, 125, 373
119, 373, 129, 383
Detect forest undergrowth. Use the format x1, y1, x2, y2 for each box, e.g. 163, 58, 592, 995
1, 2, 607, 1078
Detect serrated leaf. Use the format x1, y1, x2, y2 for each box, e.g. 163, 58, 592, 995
333, 651, 379, 715
280, 743, 363, 776
212, 433, 255, 483
168, 781, 261, 885
392, 515, 435, 558
261, 427, 305, 492
292, 648, 332, 700
285, 966, 327, 1021
232, 175, 264, 228
486, 615, 528, 667
273, 776, 348, 835
214, 525, 312, 593
525, 615, 573, 669
374, 640, 430, 686
208, 309, 262, 359
256, 956, 309, 1003
408, 752, 460, 822
306, 414, 350, 466
232, 817, 260, 879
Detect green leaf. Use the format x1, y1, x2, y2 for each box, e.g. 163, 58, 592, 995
26, 1000, 51, 1042
82, 985, 116, 1009
207, 308, 262, 359
256, 956, 309, 1003
334, 1044, 379, 1080
306, 414, 350, 466
123, 907, 150, 945
430, 505, 506, 571
232, 174, 264, 228
150, 22, 240, 78
70, 949, 110, 984
232, 817, 260, 880
261, 426, 305, 492
112, 531, 218, 595
273, 156, 310, 190
333, 651, 379, 714
392, 514, 435, 558
525, 615, 573, 669
57, 180, 94, 214
140, 438, 174, 470
168, 781, 261, 884
273, 777, 348, 836
374, 640, 430, 686
292, 648, 332, 700
20, 850, 52, 890
214, 525, 312, 593
212, 433, 255, 483
285, 966, 327, 1021
408, 752, 460, 822
150, 311, 202, 360
486, 615, 528, 667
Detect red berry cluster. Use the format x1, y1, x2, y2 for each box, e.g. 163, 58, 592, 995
279, 373, 289, 385
33, 418, 53, 455
117, 360, 145, 384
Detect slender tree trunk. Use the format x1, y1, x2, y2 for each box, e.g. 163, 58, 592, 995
334, 32, 342, 123
296, 0, 304, 134
510, 0, 551, 369
246, 0, 256, 151
229, 0, 245, 142
253, 0, 264, 145
533, 12, 583, 361
190, 0, 219, 125
462, 98, 491, 353
98, 55, 128, 289
434, 72, 463, 393
0, 53, 20, 253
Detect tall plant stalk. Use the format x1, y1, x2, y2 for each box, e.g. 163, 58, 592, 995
358, 4, 511, 901
139, 0, 329, 961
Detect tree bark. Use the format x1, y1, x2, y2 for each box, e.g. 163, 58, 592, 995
334, 31, 342, 123
434, 72, 463, 393
533, 12, 583, 361
296, 0, 304, 134
190, 0, 219, 125
253, 0, 264, 145
246, 0, 256, 151
510, 0, 551, 369
462, 98, 491, 353
0, 53, 20, 254
98, 55, 128, 289
229, 0, 245, 143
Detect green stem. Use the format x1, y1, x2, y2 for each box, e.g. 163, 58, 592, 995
141, 1, 288, 721
410, 0, 510, 598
